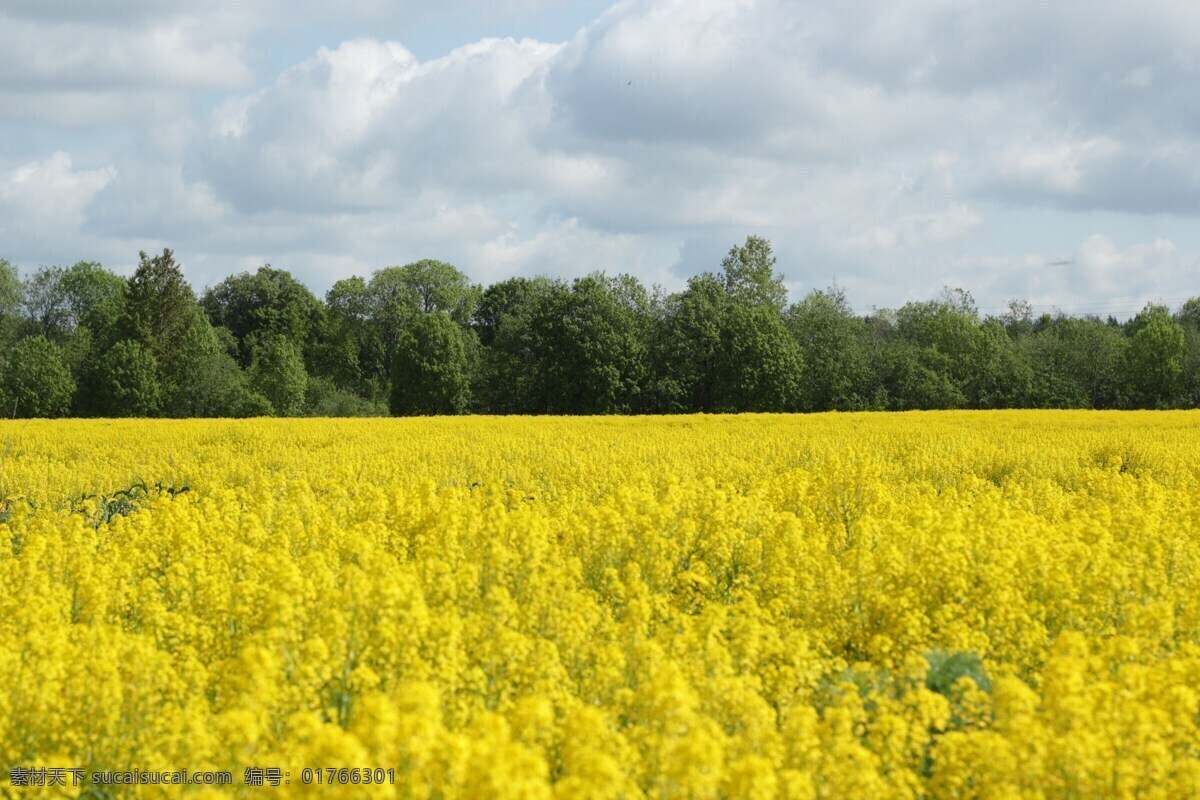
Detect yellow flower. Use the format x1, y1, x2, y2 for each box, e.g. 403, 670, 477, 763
0, 412, 1198, 797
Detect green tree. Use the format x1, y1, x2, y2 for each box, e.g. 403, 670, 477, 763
94, 340, 162, 417
972, 318, 1034, 408
474, 277, 557, 412
59, 261, 127, 344
25, 262, 130, 412
497, 275, 648, 414
787, 287, 871, 411
363, 268, 416, 382
865, 309, 961, 410
483, 276, 648, 414
1021, 316, 1126, 408
0, 336, 75, 418
312, 276, 373, 397
392, 259, 480, 321
1178, 297, 1200, 333
120, 248, 199, 386
713, 303, 804, 411
166, 319, 257, 417
20, 265, 70, 338
474, 277, 543, 348
363, 261, 480, 388
9, 243, 1195, 416
248, 336, 308, 416
1127, 304, 1186, 408
999, 298, 1034, 338
390, 312, 471, 415
200, 265, 325, 366
650, 238, 795, 413
1179, 298, 1200, 408
886, 289, 986, 407
874, 339, 966, 410
649, 273, 727, 412
304, 376, 389, 417
0, 259, 21, 350
720, 235, 788, 311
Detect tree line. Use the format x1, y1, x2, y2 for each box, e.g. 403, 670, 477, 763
1, 237, 1198, 418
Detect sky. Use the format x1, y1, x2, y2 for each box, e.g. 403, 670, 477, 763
2, 0, 1199, 318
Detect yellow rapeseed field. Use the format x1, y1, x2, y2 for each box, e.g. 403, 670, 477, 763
1, 412, 1199, 798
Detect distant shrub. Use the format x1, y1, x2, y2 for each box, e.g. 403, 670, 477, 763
304, 376, 388, 417
924, 649, 992, 696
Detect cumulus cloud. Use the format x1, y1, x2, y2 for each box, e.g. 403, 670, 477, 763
0, 17, 253, 93
202, 36, 564, 214
937, 235, 1200, 318
546, 0, 810, 145
2, 0, 1200, 313
0, 153, 115, 258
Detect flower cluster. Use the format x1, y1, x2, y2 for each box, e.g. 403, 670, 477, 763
1, 412, 1198, 797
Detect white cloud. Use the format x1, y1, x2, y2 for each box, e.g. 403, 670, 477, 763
0, 153, 115, 261
919, 235, 1200, 318
1070, 234, 1191, 307
0, 19, 253, 92
3, 0, 1200, 314
201, 36, 560, 213
468, 218, 682, 285
993, 137, 1123, 196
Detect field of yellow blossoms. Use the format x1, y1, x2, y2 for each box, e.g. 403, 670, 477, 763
2, 411, 1199, 798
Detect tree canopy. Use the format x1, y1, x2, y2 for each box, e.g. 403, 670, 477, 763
1, 240, 1198, 417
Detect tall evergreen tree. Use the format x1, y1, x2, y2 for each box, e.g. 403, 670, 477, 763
120, 248, 199, 388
